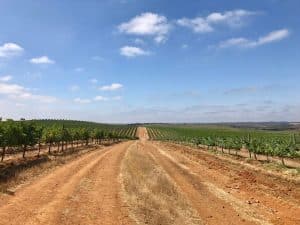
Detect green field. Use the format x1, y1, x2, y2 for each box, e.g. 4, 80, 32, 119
146, 124, 300, 164
0, 119, 137, 161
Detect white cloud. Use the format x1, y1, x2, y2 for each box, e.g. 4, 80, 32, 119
74, 67, 84, 72
94, 96, 108, 101
219, 29, 290, 48
206, 10, 257, 27
0, 82, 25, 95
30, 56, 55, 64
74, 95, 122, 103
0, 82, 57, 103
118, 12, 171, 43
0, 75, 13, 82
257, 29, 290, 45
120, 46, 150, 57
70, 85, 80, 92
177, 9, 257, 33
89, 78, 98, 84
99, 83, 123, 91
219, 38, 250, 48
10, 93, 57, 103
94, 96, 122, 101
74, 98, 91, 104
177, 17, 213, 33
0, 43, 24, 58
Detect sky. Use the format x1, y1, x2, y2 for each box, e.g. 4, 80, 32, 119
0, 0, 300, 123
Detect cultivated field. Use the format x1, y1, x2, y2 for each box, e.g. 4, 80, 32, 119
0, 126, 299, 225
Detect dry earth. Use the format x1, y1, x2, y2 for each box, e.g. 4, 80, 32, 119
0, 127, 299, 225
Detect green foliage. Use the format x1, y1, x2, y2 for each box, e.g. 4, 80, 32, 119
0, 119, 138, 160
147, 125, 300, 162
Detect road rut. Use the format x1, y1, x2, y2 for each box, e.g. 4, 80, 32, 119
0, 142, 133, 225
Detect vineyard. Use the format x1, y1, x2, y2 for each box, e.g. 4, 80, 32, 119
0, 119, 137, 162
147, 124, 300, 165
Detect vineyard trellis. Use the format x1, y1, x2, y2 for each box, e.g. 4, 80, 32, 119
146, 125, 300, 166
0, 119, 138, 161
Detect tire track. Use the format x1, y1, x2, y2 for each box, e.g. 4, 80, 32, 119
155, 141, 300, 225
145, 141, 263, 225
0, 142, 133, 225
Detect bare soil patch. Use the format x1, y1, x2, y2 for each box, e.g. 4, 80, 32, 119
120, 141, 201, 225
0, 141, 133, 225
154, 141, 300, 225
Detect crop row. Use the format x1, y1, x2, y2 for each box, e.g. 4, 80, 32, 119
0, 119, 137, 161
147, 125, 300, 165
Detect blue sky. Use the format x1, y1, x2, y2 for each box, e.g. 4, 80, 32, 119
0, 0, 299, 123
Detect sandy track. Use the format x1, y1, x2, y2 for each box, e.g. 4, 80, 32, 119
145, 142, 261, 225
0, 142, 134, 225
149, 141, 300, 225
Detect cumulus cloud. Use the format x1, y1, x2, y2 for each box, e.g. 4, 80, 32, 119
0, 75, 13, 82
118, 12, 171, 43
219, 29, 290, 48
0, 43, 24, 58
120, 46, 150, 57
177, 9, 257, 33
99, 83, 123, 91
177, 17, 213, 33
30, 56, 55, 64
0, 81, 57, 103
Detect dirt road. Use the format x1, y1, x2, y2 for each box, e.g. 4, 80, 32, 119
0, 127, 299, 225
0, 142, 134, 225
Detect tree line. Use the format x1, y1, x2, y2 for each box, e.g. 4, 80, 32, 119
0, 120, 135, 161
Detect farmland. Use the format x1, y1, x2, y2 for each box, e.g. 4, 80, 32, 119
0, 125, 299, 225
0, 119, 137, 162
147, 124, 300, 166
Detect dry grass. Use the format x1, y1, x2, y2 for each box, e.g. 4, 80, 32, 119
120, 142, 202, 225
0, 146, 99, 194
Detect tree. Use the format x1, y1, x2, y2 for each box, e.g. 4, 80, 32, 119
20, 122, 38, 158
0, 124, 7, 161
35, 126, 44, 157
93, 129, 105, 144
43, 127, 58, 154
5, 121, 22, 159
80, 128, 90, 146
